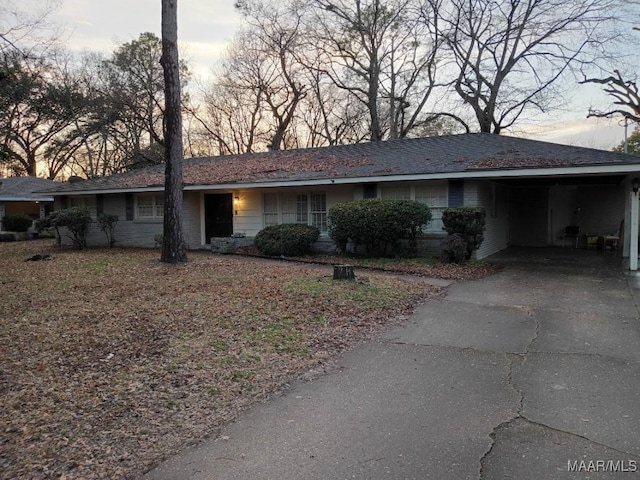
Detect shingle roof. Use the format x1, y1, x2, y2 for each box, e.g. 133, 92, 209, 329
0, 176, 60, 201
43, 133, 640, 194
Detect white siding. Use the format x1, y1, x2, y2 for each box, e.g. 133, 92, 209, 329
548, 186, 578, 246
327, 185, 356, 210
468, 180, 509, 259
183, 192, 202, 249
576, 185, 624, 237
51, 179, 509, 258
103, 194, 162, 248
233, 188, 267, 237
463, 181, 479, 206
56, 194, 181, 249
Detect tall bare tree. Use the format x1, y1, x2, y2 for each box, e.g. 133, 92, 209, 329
101, 33, 168, 167
0, 0, 60, 58
192, 2, 313, 153
581, 69, 640, 123
0, 50, 92, 178
160, 0, 187, 263
439, 0, 621, 133
307, 0, 442, 141
194, 71, 268, 154
298, 75, 371, 146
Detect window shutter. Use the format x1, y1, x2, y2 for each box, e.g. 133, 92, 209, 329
60, 196, 68, 209
363, 184, 377, 199
96, 194, 104, 216
125, 194, 134, 220
448, 180, 464, 207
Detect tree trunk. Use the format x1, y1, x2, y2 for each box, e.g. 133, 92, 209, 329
160, 0, 187, 263
333, 265, 355, 280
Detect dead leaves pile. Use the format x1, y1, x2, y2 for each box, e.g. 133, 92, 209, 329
270, 253, 503, 281
0, 241, 443, 479
111, 151, 375, 189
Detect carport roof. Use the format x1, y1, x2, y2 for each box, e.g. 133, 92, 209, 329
0, 176, 59, 201
41, 133, 640, 194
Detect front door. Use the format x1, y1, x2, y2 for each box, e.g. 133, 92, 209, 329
205, 193, 233, 241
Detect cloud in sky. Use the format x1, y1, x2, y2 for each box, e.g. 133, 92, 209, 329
521, 116, 625, 151
54, 0, 242, 72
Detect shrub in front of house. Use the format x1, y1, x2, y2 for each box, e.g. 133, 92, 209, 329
328, 198, 431, 256
440, 233, 467, 264
35, 214, 60, 244
254, 224, 320, 257
98, 213, 119, 248
38, 207, 92, 249
441, 207, 486, 261
2, 213, 33, 232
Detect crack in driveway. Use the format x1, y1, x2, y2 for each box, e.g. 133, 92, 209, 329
398, 273, 639, 479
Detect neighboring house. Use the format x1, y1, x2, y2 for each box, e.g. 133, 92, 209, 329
0, 177, 59, 231
40, 133, 640, 259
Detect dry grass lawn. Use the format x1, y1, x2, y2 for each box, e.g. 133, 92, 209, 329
0, 240, 464, 479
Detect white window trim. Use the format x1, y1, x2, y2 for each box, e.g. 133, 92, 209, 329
262, 191, 328, 233
380, 182, 449, 233
135, 194, 164, 220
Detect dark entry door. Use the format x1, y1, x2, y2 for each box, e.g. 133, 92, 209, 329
205, 193, 233, 241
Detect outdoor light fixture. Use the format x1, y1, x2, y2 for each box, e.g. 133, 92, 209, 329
234, 195, 240, 215
633, 178, 640, 194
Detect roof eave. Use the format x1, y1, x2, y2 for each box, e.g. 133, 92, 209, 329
185, 163, 640, 190
46, 186, 165, 196
0, 196, 54, 202
45, 163, 640, 195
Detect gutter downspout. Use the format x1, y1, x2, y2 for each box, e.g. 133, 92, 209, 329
631, 183, 639, 271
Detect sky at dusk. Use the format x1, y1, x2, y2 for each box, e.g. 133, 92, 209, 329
49, 0, 628, 151
53, 0, 243, 79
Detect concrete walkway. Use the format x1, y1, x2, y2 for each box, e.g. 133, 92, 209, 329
145, 248, 640, 479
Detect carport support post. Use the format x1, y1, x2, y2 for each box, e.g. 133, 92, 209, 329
631, 188, 639, 271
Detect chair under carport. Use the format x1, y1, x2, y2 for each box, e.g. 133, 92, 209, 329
597, 219, 624, 251
562, 225, 580, 248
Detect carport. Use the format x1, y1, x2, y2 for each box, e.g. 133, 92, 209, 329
471, 164, 640, 270
495, 175, 626, 249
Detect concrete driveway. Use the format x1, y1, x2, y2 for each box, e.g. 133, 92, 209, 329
145, 248, 640, 479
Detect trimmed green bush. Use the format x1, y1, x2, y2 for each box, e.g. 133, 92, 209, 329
328, 198, 432, 256
35, 214, 60, 244
2, 213, 33, 232
441, 207, 486, 260
254, 224, 320, 257
440, 233, 467, 264
98, 213, 119, 248
38, 207, 92, 249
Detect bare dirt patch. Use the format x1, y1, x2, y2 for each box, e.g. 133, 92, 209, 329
0, 241, 451, 479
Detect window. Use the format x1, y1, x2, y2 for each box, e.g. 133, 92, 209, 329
310, 192, 327, 232
381, 186, 411, 200
380, 183, 448, 232
415, 184, 448, 232
262, 191, 327, 233
282, 193, 308, 224
136, 194, 163, 219
70, 197, 88, 208
263, 193, 278, 227
68, 196, 94, 217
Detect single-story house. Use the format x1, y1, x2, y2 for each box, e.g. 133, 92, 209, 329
0, 176, 59, 231
41, 133, 640, 260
